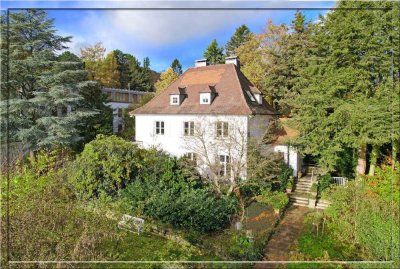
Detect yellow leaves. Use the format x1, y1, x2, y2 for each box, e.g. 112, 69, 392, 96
155, 67, 179, 94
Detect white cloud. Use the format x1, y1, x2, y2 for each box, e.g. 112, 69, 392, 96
106, 10, 266, 46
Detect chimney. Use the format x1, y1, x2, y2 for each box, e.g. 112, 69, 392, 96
225, 55, 240, 68
195, 59, 207, 67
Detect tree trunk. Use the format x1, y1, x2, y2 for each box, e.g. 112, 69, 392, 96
356, 144, 367, 175
393, 138, 399, 170
368, 144, 379, 176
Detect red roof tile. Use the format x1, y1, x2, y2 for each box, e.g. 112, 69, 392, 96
131, 63, 278, 115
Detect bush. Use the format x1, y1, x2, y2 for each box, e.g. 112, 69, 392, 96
122, 156, 238, 233
69, 135, 143, 198
318, 174, 332, 193
324, 179, 399, 263
145, 187, 238, 232
228, 233, 261, 260
256, 191, 289, 210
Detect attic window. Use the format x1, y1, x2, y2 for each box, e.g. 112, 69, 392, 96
170, 94, 180, 105
245, 90, 256, 102
200, 93, 211, 104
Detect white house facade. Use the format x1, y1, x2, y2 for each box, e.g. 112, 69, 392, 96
132, 57, 301, 179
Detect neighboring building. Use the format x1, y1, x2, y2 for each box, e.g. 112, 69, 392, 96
273, 118, 302, 177
103, 88, 153, 133
132, 56, 301, 179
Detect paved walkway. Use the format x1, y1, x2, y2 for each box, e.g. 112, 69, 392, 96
255, 206, 310, 269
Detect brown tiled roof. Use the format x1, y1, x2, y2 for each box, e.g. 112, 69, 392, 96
274, 118, 300, 145
131, 63, 278, 115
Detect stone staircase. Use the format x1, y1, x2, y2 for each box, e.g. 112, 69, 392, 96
288, 175, 331, 210
289, 176, 315, 208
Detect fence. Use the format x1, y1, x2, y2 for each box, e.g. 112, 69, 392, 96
332, 177, 348, 186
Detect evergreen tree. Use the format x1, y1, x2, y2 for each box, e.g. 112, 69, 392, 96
292, 10, 306, 33
154, 67, 179, 94
171, 58, 183, 75
58, 51, 81, 62
0, 10, 96, 151
203, 39, 225, 65
113, 49, 132, 89
290, 1, 399, 173
127, 55, 153, 91
225, 24, 251, 56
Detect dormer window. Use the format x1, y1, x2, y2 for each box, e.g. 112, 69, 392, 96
200, 93, 211, 104
170, 94, 180, 105
254, 93, 262, 105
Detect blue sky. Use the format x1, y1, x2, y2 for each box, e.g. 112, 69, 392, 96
1, 1, 336, 72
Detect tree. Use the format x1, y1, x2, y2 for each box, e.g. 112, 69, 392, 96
154, 67, 179, 94
98, 51, 121, 88
292, 10, 306, 33
225, 24, 251, 56
57, 51, 81, 62
203, 39, 225, 65
290, 1, 399, 174
0, 10, 96, 152
171, 58, 183, 75
113, 49, 132, 89
80, 42, 105, 81
127, 55, 153, 91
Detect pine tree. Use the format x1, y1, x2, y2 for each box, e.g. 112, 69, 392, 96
203, 39, 225, 65
292, 10, 306, 33
225, 24, 251, 56
155, 67, 179, 94
171, 58, 183, 75
0, 10, 97, 151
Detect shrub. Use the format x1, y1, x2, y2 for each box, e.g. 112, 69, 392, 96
256, 191, 289, 210
145, 187, 238, 232
324, 180, 399, 263
228, 233, 261, 260
122, 156, 238, 233
318, 174, 332, 193
69, 135, 143, 198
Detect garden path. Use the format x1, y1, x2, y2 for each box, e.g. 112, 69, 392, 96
254, 206, 310, 269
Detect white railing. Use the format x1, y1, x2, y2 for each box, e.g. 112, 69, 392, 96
332, 177, 348, 186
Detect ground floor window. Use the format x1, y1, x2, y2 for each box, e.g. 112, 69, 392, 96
183, 152, 198, 164
219, 155, 230, 177
155, 121, 164, 135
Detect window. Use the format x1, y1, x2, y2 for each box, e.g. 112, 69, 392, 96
170, 95, 180, 105
219, 155, 230, 177
184, 152, 198, 164
184, 121, 194, 136
216, 121, 229, 137
200, 93, 211, 104
155, 121, 164, 135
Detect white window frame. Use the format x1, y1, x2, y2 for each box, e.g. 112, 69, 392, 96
219, 155, 230, 177
183, 121, 195, 136
155, 121, 164, 135
170, 95, 180, 105
216, 121, 229, 137
200, 93, 211, 104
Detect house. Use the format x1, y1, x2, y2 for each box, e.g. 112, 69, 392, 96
131, 56, 301, 179
273, 118, 303, 177
103, 88, 154, 133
